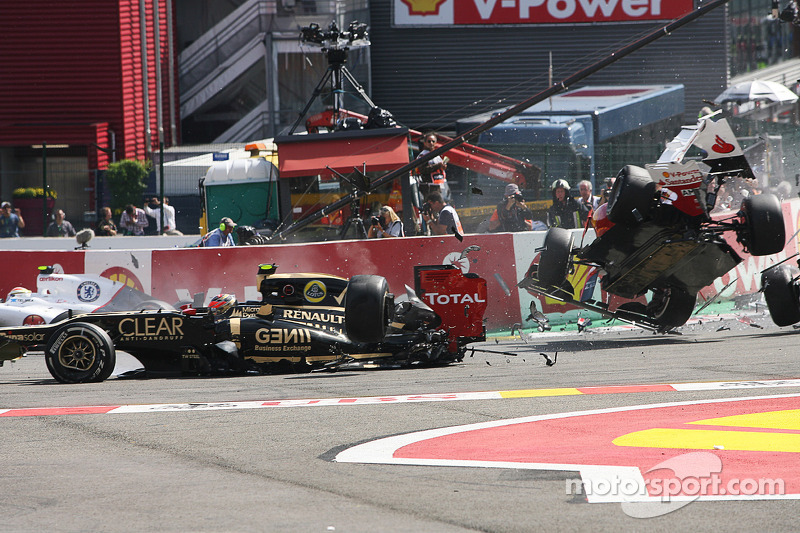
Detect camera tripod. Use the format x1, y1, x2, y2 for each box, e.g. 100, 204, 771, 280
339, 199, 368, 239
288, 38, 376, 135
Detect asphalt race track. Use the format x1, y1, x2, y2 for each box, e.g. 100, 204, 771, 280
1, 311, 799, 532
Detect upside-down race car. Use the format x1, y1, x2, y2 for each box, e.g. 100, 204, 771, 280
0, 263, 487, 383
519, 116, 786, 332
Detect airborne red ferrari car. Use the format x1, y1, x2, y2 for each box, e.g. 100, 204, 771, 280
520, 116, 786, 332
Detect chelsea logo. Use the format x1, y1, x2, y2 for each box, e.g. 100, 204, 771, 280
77, 281, 101, 302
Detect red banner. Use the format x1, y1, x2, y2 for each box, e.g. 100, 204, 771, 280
395, 0, 694, 26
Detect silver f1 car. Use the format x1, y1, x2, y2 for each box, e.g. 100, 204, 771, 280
0, 266, 175, 327
0, 263, 487, 383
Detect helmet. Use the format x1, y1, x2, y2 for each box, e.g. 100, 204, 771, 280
551, 179, 570, 192
7, 287, 31, 299
209, 294, 237, 316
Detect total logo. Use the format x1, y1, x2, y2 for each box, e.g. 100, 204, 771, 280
424, 292, 486, 305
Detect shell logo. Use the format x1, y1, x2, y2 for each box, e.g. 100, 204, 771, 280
100, 267, 144, 292
401, 0, 447, 15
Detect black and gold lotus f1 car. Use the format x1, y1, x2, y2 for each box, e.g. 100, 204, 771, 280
0, 263, 487, 383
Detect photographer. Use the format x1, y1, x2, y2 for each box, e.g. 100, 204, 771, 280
488, 183, 541, 232
423, 192, 463, 236
367, 205, 404, 238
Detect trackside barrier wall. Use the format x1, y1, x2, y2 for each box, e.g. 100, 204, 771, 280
1, 199, 798, 332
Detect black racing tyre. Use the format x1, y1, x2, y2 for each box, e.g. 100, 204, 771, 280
607, 165, 657, 224
345, 275, 391, 343
45, 322, 116, 383
648, 288, 697, 330
762, 265, 800, 327
537, 228, 573, 288
739, 193, 785, 256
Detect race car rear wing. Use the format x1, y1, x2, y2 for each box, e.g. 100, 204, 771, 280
657, 117, 756, 181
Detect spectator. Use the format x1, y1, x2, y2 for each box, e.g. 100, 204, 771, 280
201, 217, 236, 247
415, 132, 450, 203
0, 201, 25, 238
598, 177, 615, 206
120, 204, 149, 236
577, 180, 600, 212
367, 205, 404, 238
45, 210, 76, 237
96, 207, 118, 236
488, 183, 544, 232
423, 192, 463, 236
144, 196, 182, 235
547, 179, 585, 229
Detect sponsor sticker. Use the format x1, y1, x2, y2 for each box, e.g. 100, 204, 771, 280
77, 281, 101, 302
304, 281, 327, 303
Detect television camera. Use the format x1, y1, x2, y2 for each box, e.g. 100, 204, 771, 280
300, 21, 369, 52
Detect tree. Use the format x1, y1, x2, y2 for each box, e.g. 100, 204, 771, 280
105, 159, 150, 211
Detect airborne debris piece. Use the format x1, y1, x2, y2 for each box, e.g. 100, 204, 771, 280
526, 305, 552, 332
0, 263, 488, 382
541, 352, 558, 367
494, 273, 512, 297
577, 317, 593, 333
519, 116, 786, 334
695, 277, 738, 315
471, 187, 484, 195
469, 347, 518, 357
510, 322, 528, 343
459, 245, 481, 261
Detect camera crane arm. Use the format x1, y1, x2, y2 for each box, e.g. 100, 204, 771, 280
268, 0, 733, 242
